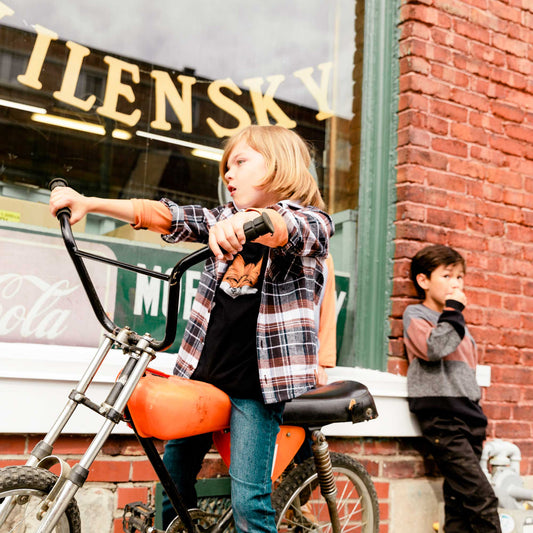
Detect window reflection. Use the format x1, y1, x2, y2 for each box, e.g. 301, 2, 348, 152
0, 0, 358, 218
0, 0, 362, 367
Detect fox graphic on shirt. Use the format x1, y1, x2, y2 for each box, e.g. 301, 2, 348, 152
220, 253, 264, 298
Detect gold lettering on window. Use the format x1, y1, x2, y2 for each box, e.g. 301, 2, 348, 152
150, 71, 197, 133
0, 2, 14, 20
242, 76, 297, 129
17, 25, 58, 90
96, 56, 141, 127
207, 78, 251, 137
294, 63, 334, 121
53, 41, 96, 112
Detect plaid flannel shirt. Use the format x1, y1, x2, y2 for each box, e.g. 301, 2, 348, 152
160, 198, 334, 404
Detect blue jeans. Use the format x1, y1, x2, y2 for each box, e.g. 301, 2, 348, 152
162, 397, 284, 533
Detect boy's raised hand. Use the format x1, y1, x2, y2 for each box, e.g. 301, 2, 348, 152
446, 288, 467, 307
208, 211, 259, 260
49, 186, 89, 225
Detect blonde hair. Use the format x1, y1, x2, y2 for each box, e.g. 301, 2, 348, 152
219, 125, 325, 210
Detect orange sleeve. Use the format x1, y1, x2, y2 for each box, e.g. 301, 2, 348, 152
244, 208, 288, 247
131, 199, 173, 234
318, 254, 337, 368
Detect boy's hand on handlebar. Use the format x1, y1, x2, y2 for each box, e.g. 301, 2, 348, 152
49, 187, 89, 225
209, 211, 259, 260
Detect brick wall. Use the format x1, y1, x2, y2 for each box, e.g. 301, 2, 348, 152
392, 0, 533, 476
2, 432, 421, 532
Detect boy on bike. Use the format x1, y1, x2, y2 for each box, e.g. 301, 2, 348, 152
50, 124, 333, 533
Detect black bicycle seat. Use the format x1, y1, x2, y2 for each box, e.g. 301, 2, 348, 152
282, 380, 378, 428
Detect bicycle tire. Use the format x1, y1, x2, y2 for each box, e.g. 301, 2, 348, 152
0, 465, 81, 533
272, 452, 379, 532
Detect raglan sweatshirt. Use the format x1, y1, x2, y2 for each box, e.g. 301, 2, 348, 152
403, 301, 487, 426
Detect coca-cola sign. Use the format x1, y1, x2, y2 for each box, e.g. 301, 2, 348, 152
0, 227, 116, 346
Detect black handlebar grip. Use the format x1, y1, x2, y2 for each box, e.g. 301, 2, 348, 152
243, 212, 275, 241
49, 177, 68, 190
48, 177, 72, 219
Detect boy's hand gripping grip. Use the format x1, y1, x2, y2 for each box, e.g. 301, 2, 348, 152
48, 177, 72, 219
243, 212, 275, 242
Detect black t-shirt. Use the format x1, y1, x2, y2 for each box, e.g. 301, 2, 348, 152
191, 243, 267, 400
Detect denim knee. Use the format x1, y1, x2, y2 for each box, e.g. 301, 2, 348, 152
231, 475, 276, 532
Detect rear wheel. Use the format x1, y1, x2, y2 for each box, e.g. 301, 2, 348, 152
0, 465, 81, 533
272, 453, 379, 532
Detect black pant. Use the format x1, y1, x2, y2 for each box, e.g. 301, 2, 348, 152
417, 414, 501, 533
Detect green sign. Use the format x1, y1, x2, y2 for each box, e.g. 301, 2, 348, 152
0, 223, 349, 356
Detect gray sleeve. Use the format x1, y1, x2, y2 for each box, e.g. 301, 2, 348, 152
427, 322, 463, 361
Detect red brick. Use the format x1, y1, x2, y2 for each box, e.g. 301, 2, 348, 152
430, 26, 465, 51
379, 501, 390, 521
397, 127, 432, 148
512, 405, 533, 421
364, 440, 401, 456
427, 115, 449, 135
427, 207, 467, 229
492, 32, 529, 57
374, 480, 390, 500
382, 459, 425, 479
401, 4, 452, 28
494, 422, 532, 440
485, 385, 521, 403
0, 436, 27, 454
431, 137, 468, 157
483, 403, 512, 421
387, 357, 408, 376
430, 99, 468, 122
329, 437, 364, 455
400, 20, 432, 41
131, 459, 158, 482
358, 458, 381, 478
113, 518, 124, 533
199, 457, 229, 478
453, 18, 491, 44
507, 55, 532, 76
117, 486, 150, 509
0, 459, 25, 468
450, 122, 489, 145
44, 436, 93, 455
400, 73, 451, 99
469, 110, 504, 134
470, 145, 507, 167
470, 42, 507, 67
85, 460, 131, 482
491, 100, 526, 122
397, 109, 427, 130
492, 366, 533, 385
490, 135, 526, 157
450, 87, 490, 112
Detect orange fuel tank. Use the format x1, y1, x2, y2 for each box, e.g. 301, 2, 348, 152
127, 371, 232, 440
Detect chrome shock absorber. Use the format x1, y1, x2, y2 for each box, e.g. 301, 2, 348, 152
311, 429, 341, 533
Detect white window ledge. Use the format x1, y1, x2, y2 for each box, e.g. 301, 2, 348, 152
0, 343, 490, 438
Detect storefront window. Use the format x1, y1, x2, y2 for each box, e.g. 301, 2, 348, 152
0, 0, 362, 365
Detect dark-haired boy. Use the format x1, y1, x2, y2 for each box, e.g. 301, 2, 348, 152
403, 244, 501, 532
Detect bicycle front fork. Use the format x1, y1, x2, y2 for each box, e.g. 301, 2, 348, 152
311, 430, 342, 533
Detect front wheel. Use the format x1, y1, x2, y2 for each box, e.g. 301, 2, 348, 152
272, 453, 379, 532
0, 465, 81, 533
